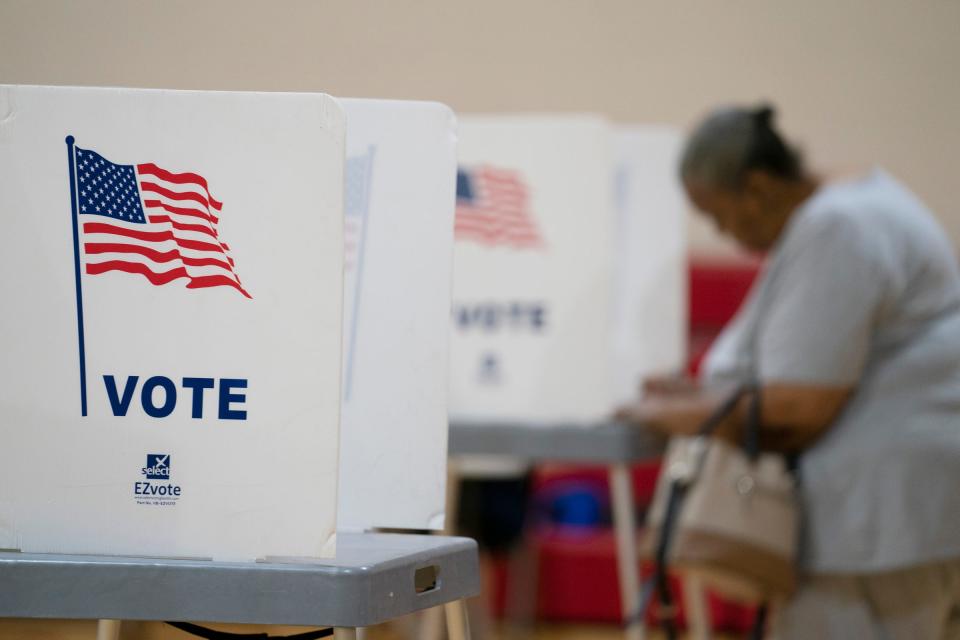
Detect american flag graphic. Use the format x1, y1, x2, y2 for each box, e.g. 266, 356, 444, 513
72, 145, 251, 298
342, 146, 376, 401
455, 166, 543, 249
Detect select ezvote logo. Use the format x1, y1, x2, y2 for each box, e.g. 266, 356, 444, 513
135, 453, 182, 505
143, 454, 171, 480
64, 136, 252, 418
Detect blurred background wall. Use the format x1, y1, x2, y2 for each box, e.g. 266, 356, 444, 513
1, 0, 958, 254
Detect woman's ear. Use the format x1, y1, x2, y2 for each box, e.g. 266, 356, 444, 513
742, 169, 778, 197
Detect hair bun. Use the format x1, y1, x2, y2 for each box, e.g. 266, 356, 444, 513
753, 104, 776, 127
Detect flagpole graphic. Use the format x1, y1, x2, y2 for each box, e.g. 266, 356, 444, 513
65, 134, 88, 417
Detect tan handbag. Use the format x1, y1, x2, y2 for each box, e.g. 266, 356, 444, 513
635, 385, 799, 637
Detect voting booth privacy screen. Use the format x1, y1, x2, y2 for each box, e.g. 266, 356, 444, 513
449, 116, 688, 424
449, 116, 617, 423
0, 85, 345, 560
611, 126, 687, 404
337, 98, 456, 532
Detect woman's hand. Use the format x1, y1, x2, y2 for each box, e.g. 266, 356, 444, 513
616, 381, 853, 452
614, 394, 711, 436
615, 382, 737, 438
641, 373, 701, 396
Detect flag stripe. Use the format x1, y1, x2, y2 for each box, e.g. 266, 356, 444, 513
86, 258, 249, 297
186, 274, 251, 297
141, 202, 233, 259
86, 260, 189, 286
140, 181, 218, 212
84, 242, 235, 272
137, 162, 223, 210
85, 249, 238, 280
454, 213, 538, 225
147, 214, 217, 238
454, 228, 542, 242
142, 199, 220, 225
83, 221, 237, 268
82, 221, 222, 253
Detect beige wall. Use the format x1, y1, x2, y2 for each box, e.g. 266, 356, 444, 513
2, 0, 959, 250
0, 2, 956, 635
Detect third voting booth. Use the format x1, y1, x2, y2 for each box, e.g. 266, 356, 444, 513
450, 115, 617, 424
610, 125, 687, 404
449, 115, 687, 425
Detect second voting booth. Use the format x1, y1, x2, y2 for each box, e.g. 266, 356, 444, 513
450, 115, 618, 424
446, 115, 689, 640
337, 98, 457, 533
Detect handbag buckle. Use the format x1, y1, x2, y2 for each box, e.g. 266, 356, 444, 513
669, 436, 710, 487
736, 474, 756, 496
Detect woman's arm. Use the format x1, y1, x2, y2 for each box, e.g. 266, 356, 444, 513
758, 384, 852, 451
615, 383, 852, 453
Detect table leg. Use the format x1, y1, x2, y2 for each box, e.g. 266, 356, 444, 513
609, 464, 644, 640
683, 574, 712, 640
503, 530, 538, 637
445, 599, 472, 640
333, 628, 358, 640
422, 462, 465, 640
420, 606, 445, 640
444, 461, 461, 537
437, 463, 477, 640
95, 619, 121, 640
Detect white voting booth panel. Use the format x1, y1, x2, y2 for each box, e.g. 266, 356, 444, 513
449, 116, 617, 424
0, 85, 344, 561
611, 126, 688, 404
337, 98, 456, 531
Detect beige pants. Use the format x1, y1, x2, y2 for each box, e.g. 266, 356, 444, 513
773, 561, 960, 640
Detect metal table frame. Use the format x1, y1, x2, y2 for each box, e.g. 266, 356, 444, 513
0, 532, 480, 640
447, 421, 711, 640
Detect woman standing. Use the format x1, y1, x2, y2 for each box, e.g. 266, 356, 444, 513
619, 105, 960, 638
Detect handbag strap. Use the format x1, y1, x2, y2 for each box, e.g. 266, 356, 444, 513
751, 603, 770, 640
697, 383, 763, 461
625, 384, 766, 635
697, 384, 750, 438
744, 384, 763, 461
652, 479, 685, 639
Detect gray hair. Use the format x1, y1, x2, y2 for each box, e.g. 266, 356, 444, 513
680, 104, 803, 189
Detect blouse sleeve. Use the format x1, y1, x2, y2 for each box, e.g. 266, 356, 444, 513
756, 213, 887, 386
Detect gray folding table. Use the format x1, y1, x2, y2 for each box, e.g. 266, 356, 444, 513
447, 421, 712, 640
0, 532, 480, 640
